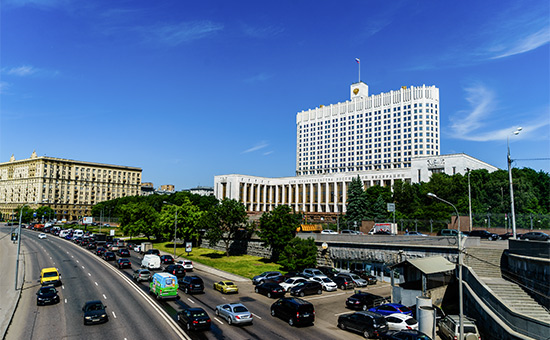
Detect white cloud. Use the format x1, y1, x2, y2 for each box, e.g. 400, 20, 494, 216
450, 84, 496, 138
263, 151, 274, 156
242, 141, 269, 153
144, 21, 224, 46
490, 27, 550, 59
6, 65, 37, 76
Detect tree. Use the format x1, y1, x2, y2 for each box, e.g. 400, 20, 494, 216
157, 198, 203, 244
202, 198, 248, 256
118, 202, 158, 240
278, 237, 317, 271
346, 176, 368, 224
258, 205, 300, 261
15, 206, 34, 223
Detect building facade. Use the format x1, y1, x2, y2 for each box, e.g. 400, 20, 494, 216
0, 151, 142, 221
296, 82, 440, 175
215, 82, 497, 213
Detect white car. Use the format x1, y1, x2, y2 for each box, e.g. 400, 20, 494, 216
321, 229, 338, 234
309, 276, 337, 291
280, 277, 308, 291
385, 313, 418, 331
38, 233, 47, 239
133, 245, 141, 252
178, 260, 193, 271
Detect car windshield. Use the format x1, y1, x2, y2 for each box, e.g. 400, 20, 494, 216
321, 278, 332, 283
191, 311, 207, 317
43, 272, 57, 278
40, 287, 56, 294
405, 318, 417, 325
233, 306, 248, 313
87, 303, 104, 311
350, 274, 360, 280
284, 279, 294, 283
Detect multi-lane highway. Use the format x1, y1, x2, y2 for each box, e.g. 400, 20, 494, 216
6, 228, 391, 340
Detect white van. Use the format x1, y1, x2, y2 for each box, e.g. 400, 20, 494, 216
59, 230, 69, 238
73, 229, 84, 238
141, 254, 161, 270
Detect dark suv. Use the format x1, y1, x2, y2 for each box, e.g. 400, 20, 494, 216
271, 297, 315, 326
338, 311, 389, 339
180, 276, 204, 294
346, 292, 383, 311
290, 281, 323, 297
164, 264, 186, 280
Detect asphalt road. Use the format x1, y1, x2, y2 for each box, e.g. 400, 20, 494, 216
6, 229, 392, 340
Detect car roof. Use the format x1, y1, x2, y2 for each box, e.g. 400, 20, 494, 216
386, 313, 413, 320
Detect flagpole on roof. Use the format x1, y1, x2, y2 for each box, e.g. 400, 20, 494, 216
355, 58, 361, 83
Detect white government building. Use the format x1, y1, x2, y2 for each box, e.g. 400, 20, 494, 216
214, 82, 497, 213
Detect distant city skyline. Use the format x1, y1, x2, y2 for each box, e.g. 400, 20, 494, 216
2, 0, 548, 190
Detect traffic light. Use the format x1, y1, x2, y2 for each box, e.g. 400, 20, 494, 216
11, 232, 18, 241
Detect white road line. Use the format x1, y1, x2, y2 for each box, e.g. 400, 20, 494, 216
76, 260, 79, 263
222, 296, 227, 300
88, 273, 91, 276
112, 311, 117, 318
65, 299, 67, 304
252, 313, 262, 320
50, 257, 52, 260
187, 298, 195, 304
304, 292, 346, 301
103, 294, 107, 299
213, 317, 224, 325
81, 266, 85, 269
95, 282, 98, 286
62, 285, 65, 289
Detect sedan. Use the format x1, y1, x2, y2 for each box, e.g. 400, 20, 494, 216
95, 247, 107, 256
177, 306, 211, 331
369, 303, 413, 316
338, 311, 389, 339
36, 286, 60, 306
117, 248, 130, 257
404, 231, 427, 236
103, 251, 116, 261
346, 292, 384, 311
468, 230, 500, 241
252, 271, 282, 285
38, 233, 47, 239
309, 276, 337, 291
117, 258, 131, 269
385, 313, 418, 331
133, 269, 151, 282
254, 282, 286, 298
213, 280, 238, 294
163, 264, 186, 280
321, 229, 338, 234
215, 303, 253, 325
160, 254, 174, 264
82, 300, 109, 325
290, 281, 323, 297
280, 277, 308, 292
337, 273, 368, 287
519, 232, 550, 241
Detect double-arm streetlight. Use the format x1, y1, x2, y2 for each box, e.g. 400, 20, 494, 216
507, 127, 522, 239
163, 201, 178, 258
427, 192, 463, 340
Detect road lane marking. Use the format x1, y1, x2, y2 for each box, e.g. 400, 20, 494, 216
82, 266, 85, 269
112, 311, 117, 318
252, 313, 262, 319
304, 292, 346, 301
103, 294, 107, 300
95, 282, 98, 286
76, 260, 79, 263
65, 299, 67, 304
213, 317, 224, 324
187, 298, 195, 304
50, 257, 52, 259
62, 285, 65, 289
88, 273, 91, 276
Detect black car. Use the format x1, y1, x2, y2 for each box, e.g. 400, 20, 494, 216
177, 306, 211, 331
271, 297, 315, 326
117, 248, 130, 257
164, 264, 186, 279
499, 231, 514, 240
519, 232, 550, 241
180, 276, 205, 294
338, 311, 389, 339
346, 292, 383, 311
103, 251, 116, 261
160, 254, 174, 264
317, 266, 340, 278
255, 282, 286, 298
87, 242, 97, 250
381, 329, 432, 340
36, 286, 60, 306
117, 258, 131, 269
145, 248, 161, 256
96, 247, 107, 256
82, 300, 109, 325
468, 230, 500, 241
282, 271, 306, 280
333, 275, 355, 290
289, 281, 323, 297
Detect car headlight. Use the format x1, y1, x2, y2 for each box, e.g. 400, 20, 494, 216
101, 314, 107, 318
85, 316, 92, 319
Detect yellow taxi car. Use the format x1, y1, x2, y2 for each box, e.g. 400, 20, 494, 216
213, 280, 238, 294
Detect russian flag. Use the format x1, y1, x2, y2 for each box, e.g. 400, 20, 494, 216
355, 58, 360, 64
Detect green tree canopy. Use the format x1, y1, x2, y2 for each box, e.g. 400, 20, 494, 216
202, 198, 248, 256
346, 176, 368, 224
258, 205, 300, 261
118, 202, 158, 240
158, 198, 203, 244
277, 237, 317, 271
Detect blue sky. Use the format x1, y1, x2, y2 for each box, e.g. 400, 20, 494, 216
1, 0, 549, 190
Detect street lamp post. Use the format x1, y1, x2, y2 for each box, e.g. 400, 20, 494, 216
163, 202, 178, 258
508, 127, 522, 239
466, 168, 472, 232
428, 193, 463, 340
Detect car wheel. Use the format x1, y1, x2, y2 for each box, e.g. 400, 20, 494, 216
255, 287, 259, 293
340, 285, 345, 290
317, 289, 322, 295
215, 309, 219, 316
288, 318, 294, 326
228, 317, 232, 325
271, 309, 276, 317
363, 329, 371, 338
338, 322, 346, 330
488, 236, 493, 241
299, 291, 305, 297
267, 292, 272, 298
362, 304, 367, 311
186, 322, 191, 331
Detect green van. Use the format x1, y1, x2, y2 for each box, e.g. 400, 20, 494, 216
149, 273, 178, 300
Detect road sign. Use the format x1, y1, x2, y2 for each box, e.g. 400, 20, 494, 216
185, 242, 192, 253
387, 203, 395, 212
110, 229, 115, 236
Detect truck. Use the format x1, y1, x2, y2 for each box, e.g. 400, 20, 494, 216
368, 223, 398, 235
149, 273, 179, 300
140, 242, 153, 254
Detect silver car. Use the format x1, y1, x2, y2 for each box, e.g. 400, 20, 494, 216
215, 303, 253, 325
337, 273, 368, 287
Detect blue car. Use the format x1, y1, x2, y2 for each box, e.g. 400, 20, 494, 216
369, 303, 412, 316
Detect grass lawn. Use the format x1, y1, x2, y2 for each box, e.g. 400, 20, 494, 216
152, 242, 281, 279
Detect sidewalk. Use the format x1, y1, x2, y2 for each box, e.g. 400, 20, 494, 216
0, 226, 25, 339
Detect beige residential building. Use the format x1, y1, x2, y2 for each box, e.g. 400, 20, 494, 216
0, 151, 142, 221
